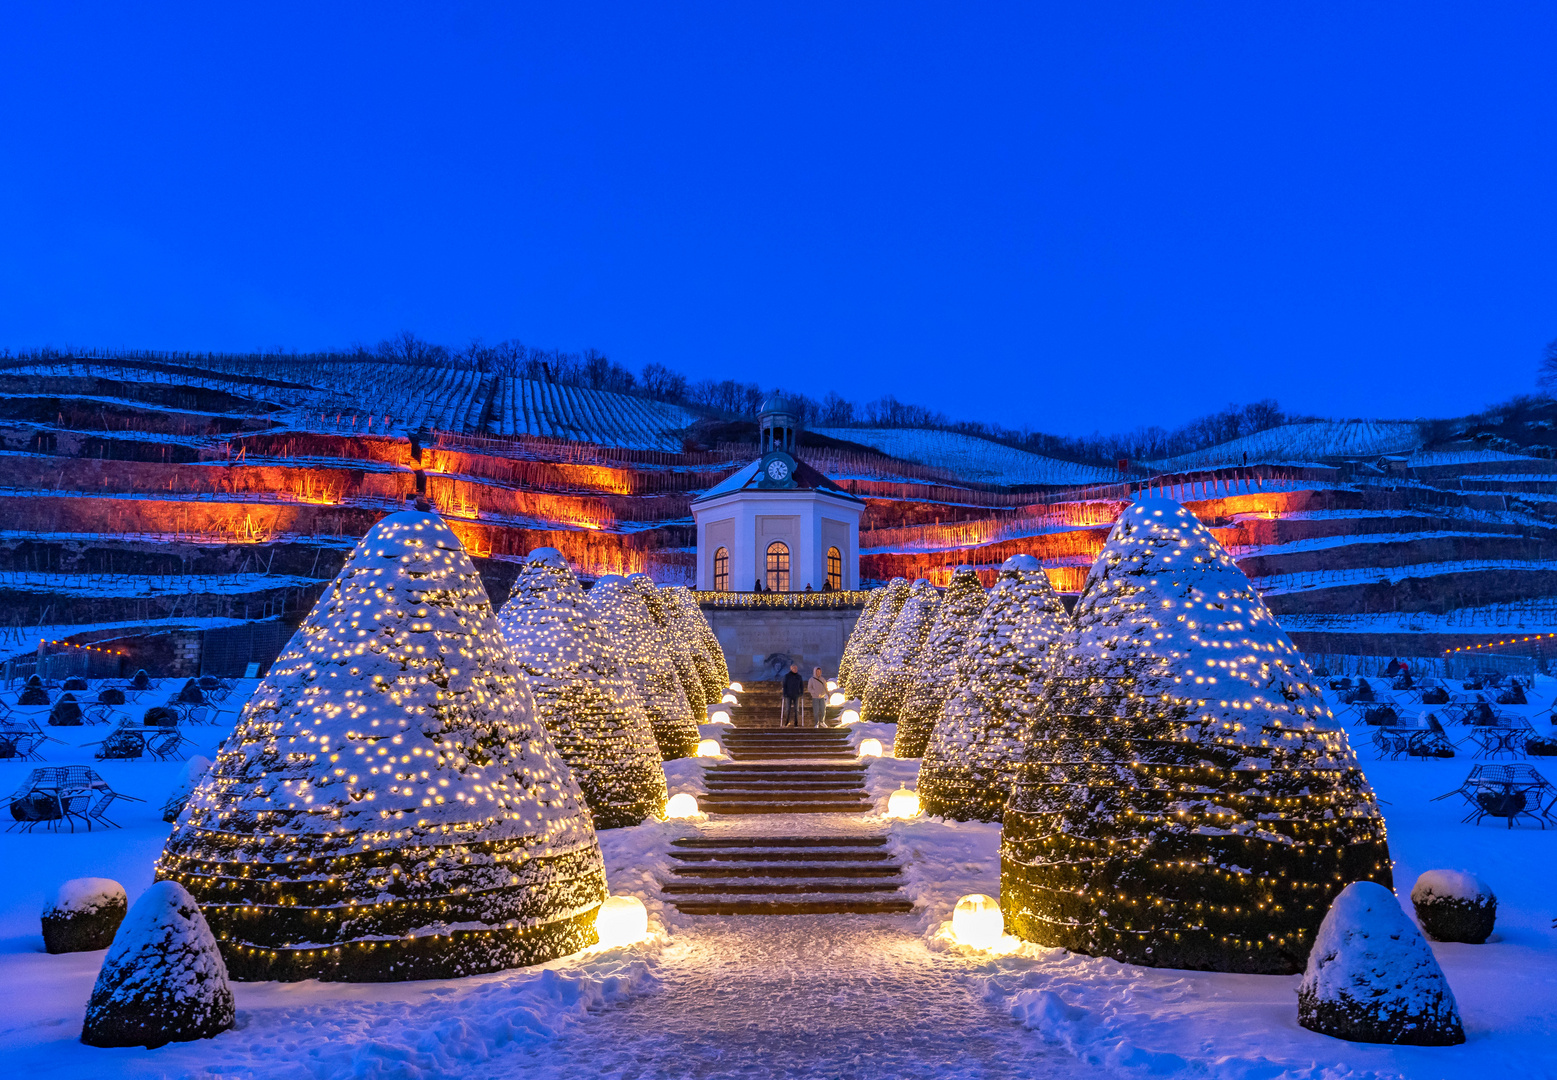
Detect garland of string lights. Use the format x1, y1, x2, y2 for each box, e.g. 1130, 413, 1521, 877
664, 585, 729, 703
917, 555, 1071, 821
1001, 498, 1393, 976
862, 579, 940, 724
693, 590, 872, 610
837, 587, 886, 690
588, 575, 699, 760
156, 510, 609, 982
632, 574, 708, 715
894, 567, 988, 758
495, 550, 669, 826
843, 577, 911, 699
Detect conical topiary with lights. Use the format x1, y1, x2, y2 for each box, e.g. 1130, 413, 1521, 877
667, 586, 729, 700
918, 555, 1070, 821
894, 567, 988, 758
862, 579, 940, 724
838, 586, 885, 689
156, 512, 609, 982
1001, 498, 1393, 975
632, 574, 707, 714
843, 577, 910, 699
589, 575, 700, 760
496, 551, 669, 823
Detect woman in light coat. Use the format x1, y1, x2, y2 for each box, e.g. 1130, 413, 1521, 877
807, 667, 829, 728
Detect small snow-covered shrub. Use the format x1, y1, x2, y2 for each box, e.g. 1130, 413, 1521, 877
162, 756, 213, 823
48, 692, 83, 726
1362, 705, 1398, 726
1411, 870, 1497, 944
128, 669, 152, 690
142, 705, 179, 728
1498, 681, 1528, 705
42, 878, 127, 954
175, 679, 204, 705
80, 880, 234, 1048
1421, 685, 1450, 705
585, 574, 699, 762
96, 686, 126, 706
1298, 881, 1463, 1045
62, 676, 89, 691
1525, 734, 1557, 757
18, 676, 49, 706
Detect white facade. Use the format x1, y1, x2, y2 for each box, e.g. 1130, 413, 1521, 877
692, 475, 863, 592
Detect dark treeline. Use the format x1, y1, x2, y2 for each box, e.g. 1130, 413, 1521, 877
4, 332, 1290, 466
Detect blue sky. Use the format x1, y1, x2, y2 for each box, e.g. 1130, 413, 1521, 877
1, 4, 1553, 435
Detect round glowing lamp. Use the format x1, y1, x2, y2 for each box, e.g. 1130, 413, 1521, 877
887, 787, 921, 818
721, 692, 739, 705
951, 893, 1004, 950
828, 692, 846, 706
858, 738, 883, 758
728, 682, 744, 693
696, 738, 722, 758
839, 708, 860, 725
594, 895, 649, 947
664, 792, 701, 818
827, 680, 838, 692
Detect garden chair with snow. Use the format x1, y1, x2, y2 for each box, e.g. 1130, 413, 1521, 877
1406, 722, 1456, 759
170, 702, 212, 726
1420, 682, 1451, 706
84, 783, 142, 828
81, 703, 116, 726
1370, 727, 1415, 760
145, 728, 195, 762
89, 726, 147, 761
1434, 764, 1557, 829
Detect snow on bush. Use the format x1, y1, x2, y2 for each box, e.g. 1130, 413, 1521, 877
96, 685, 126, 705
862, 579, 940, 725
18, 675, 49, 705
894, 567, 987, 759
587, 575, 699, 760
1003, 497, 1392, 974
47, 691, 82, 726
843, 577, 910, 699
632, 573, 708, 715
161, 755, 212, 823
80, 880, 235, 1048
496, 550, 669, 823
918, 555, 1070, 822
1298, 881, 1464, 1045
159, 512, 609, 982
41, 877, 127, 954
837, 586, 886, 690
1411, 870, 1497, 944
666, 585, 729, 701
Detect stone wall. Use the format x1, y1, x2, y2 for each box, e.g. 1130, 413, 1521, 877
703, 606, 864, 681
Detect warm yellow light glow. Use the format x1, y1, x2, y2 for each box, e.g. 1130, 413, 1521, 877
951, 893, 1004, 950
827, 680, 838, 692
595, 895, 649, 947
696, 738, 722, 758
858, 738, 883, 758
721, 693, 739, 705
728, 682, 743, 692
828, 692, 845, 706
665, 792, 701, 818
839, 708, 860, 724
887, 787, 921, 818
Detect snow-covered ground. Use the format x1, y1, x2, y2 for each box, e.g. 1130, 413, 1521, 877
814, 427, 1120, 487
3, 683, 1556, 1078
1149, 421, 1425, 471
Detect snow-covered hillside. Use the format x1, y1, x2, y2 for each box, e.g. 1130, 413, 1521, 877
814, 427, 1119, 487
492, 379, 700, 448
1150, 420, 1424, 470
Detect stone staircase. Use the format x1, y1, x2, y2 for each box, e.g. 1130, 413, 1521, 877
701, 727, 867, 814
660, 836, 914, 915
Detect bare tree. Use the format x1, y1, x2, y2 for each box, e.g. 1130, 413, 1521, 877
1540, 338, 1557, 390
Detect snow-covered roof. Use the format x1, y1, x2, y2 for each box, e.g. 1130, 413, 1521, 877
692, 457, 864, 504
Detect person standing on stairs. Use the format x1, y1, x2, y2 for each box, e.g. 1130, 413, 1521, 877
780, 663, 804, 726
807, 667, 828, 728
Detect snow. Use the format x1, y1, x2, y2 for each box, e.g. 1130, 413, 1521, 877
1150, 421, 1425, 471
813, 427, 1121, 487
48, 878, 126, 917
1253, 558, 1557, 597
1412, 870, 1492, 905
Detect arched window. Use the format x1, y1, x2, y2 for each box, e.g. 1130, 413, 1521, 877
827, 546, 842, 591
765, 541, 790, 593
713, 547, 729, 592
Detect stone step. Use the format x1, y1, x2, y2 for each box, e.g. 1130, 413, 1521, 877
710, 763, 865, 772
668, 862, 900, 878
671, 836, 888, 849
704, 785, 863, 795
700, 801, 873, 815
660, 880, 906, 895
669, 897, 915, 915
668, 849, 896, 863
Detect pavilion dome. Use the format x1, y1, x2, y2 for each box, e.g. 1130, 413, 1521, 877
158, 510, 608, 982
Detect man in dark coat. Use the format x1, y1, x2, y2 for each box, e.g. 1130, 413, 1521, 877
781, 663, 804, 727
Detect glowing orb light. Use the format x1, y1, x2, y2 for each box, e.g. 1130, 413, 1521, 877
951, 894, 1004, 950
827, 680, 838, 692
595, 895, 649, 947
887, 787, 921, 818
665, 792, 701, 818
828, 692, 846, 706
728, 682, 744, 692
858, 738, 883, 758
839, 708, 860, 725
696, 738, 722, 758
721, 692, 739, 705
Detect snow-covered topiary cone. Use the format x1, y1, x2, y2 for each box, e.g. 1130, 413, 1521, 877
894, 567, 987, 757
667, 586, 729, 699
862, 579, 940, 724
1002, 497, 1392, 974
161, 756, 213, 823
42, 878, 127, 954
1298, 881, 1464, 1045
80, 881, 235, 1048
844, 577, 910, 698
1411, 870, 1497, 944
918, 556, 1070, 821
837, 587, 885, 689
159, 515, 609, 982
496, 550, 669, 820
632, 574, 707, 714
588, 575, 699, 760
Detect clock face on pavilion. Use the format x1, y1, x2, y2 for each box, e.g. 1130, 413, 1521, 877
766, 458, 790, 482
758, 450, 797, 488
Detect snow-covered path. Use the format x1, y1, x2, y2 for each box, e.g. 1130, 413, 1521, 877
494, 916, 1104, 1080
